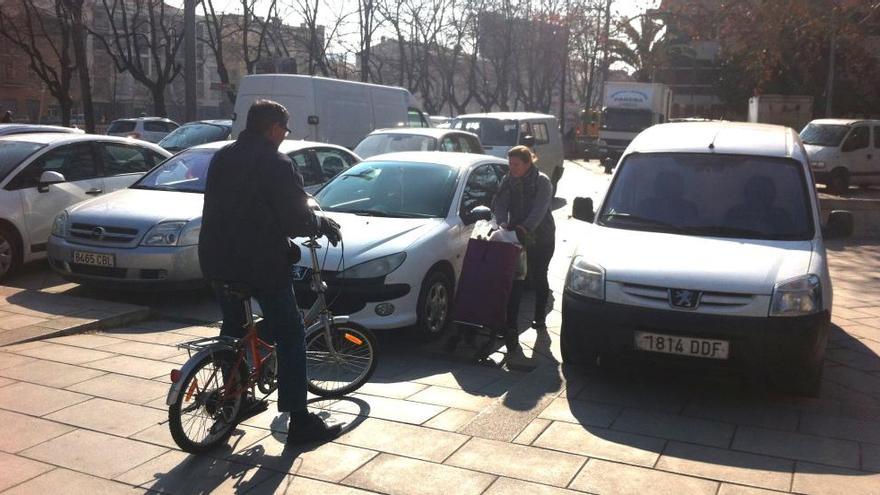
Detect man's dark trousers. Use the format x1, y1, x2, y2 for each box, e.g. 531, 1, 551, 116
216, 285, 307, 414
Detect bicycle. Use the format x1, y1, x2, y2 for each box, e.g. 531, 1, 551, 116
165, 234, 378, 454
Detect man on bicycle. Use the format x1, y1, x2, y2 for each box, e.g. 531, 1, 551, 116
200, 99, 342, 444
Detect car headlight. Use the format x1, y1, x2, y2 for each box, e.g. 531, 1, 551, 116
177, 222, 200, 246
141, 221, 188, 246
566, 256, 605, 300
51, 211, 68, 237
770, 274, 821, 317
811, 161, 825, 168
338, 252, 406, 279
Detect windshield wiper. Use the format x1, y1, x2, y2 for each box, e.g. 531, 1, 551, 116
599, 212, 687, 233
332, 208, 432, 218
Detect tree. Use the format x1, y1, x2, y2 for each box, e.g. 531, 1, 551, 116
64, 0, 96, 132
199, 0, 237, 105
89, 0, 185, 116
0, 0, 76, 125
357, 0, 380, 81
608, 12, 667, 83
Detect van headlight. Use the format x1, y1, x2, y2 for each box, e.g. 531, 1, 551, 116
339, 252, 406, 279
770, 275, 821, 317
141, 221, 199, 246
565, 256, 605, 300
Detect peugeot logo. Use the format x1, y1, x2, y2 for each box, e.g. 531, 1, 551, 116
91, 226, 106, 240
669, 288, 701, 309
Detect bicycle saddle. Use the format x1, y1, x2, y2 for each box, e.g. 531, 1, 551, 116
212, 281, 254, 300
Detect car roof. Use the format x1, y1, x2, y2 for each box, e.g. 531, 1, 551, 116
361, 151, 506, 169
112, 117, 177, 123
188, 139, 355, 154
182, 120, 233, 126
807, 118, 878, 127
0, 124, 84, 135
628, 121, 801, 159
0, 133, 172, 155
453, 112, 556, 121
367, 128, 478, 139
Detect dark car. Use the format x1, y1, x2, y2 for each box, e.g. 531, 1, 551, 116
158, 120, 233, 153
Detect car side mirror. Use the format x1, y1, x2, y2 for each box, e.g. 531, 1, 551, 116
520, 134, 536, 148
572, 197, 595, 223
823, 210, 853, 239
463, 205, 493, 225
38, 170, 66, 193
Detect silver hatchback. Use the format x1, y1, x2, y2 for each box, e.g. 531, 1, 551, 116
47, 139, 358, 289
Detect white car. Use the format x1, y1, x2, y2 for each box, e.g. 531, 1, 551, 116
0, 133, 171, 279
296, 152, 508, 337
800, 119, 880, 194
562, 121, 853, 396
47, 140, 358, 288
354, 128, 484, 159
107, 117, 180, 143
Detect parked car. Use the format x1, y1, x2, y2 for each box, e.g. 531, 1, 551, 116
0, 124, 85, 136
289, 152, 509, 338
158, 120, 233, 153
47, 140, 358, 289
106, 117, 180, 143
800, 119, 880, 194
561, 121, 853, 396
353, 128, 484, 159
0, 133, 170, 279
429, 116, 452, 128
232, 74, 430, 148
450, 112, 565, 191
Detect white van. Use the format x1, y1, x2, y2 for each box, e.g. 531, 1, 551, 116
450, 113, 564, 190
800, 119, 880, 194
231, 75, 430, 149
563, 122, 853, 396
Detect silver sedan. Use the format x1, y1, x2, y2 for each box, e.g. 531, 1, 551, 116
47, 139, 359, 289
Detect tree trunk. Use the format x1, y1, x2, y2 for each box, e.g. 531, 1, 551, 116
59, 97, 72, 127
68, 0, 95, 132
152, 86, 167, 117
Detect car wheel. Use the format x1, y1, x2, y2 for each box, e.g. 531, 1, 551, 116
0, 225, 21, 281
416, 269, 453, 339
560, 316, 597, 367
828, 169, 850, 195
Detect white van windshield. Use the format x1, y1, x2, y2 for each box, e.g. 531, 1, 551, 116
599, 153, 815, 241
452, 118, 518, 147
800, 124, 850, 147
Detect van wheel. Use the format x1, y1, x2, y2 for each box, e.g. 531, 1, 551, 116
0, 225, 21, 281
416, 269, 453, 339
827, 169, 850, 195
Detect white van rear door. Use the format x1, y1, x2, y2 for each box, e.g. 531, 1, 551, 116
232, 76, 316, 140
314, 79, 373, 148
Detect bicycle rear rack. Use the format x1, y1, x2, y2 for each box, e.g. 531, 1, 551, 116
177, 336, 240, 357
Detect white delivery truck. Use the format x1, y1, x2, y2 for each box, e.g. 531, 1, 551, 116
231, 75, 430, 149
596, 82, 673, 173
748, 95, 814, 132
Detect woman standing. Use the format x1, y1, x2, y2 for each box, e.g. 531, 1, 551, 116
492, 145, 556, 355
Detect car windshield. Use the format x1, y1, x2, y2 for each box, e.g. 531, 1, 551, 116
599, 153, 814, 241
107, 121, 136, 134
158, 123, 228, 151
353, 134, 436, 158
0, 141, 45, 182
452, 118, 518, 146
800, 124, 850, 147
132, 148, 213, 193
601, 108, 653, 132
315, 161, 458, 218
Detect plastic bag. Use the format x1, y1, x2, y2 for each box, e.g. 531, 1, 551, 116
471, 219, 498, 240
488, 228, 527, 280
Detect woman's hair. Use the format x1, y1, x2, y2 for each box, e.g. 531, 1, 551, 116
507, 145, 538, 165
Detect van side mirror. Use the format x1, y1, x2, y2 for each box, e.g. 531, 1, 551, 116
823, 210, 853, 239
463, 205, 493, 225
520, 134, 536, 148
572, 197, 595, 223
38, 171, 66, 193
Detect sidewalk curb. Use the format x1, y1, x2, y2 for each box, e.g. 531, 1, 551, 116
0, 306, 151, 347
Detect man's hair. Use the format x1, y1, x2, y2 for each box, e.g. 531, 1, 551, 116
245, 99, 289, 134
507, 145, 538, 165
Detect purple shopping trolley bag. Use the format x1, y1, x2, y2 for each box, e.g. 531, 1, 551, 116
452, 238, 521, 330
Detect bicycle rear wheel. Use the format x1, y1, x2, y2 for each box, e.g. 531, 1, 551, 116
306, 322, 378, 397
168, 349, 246, 454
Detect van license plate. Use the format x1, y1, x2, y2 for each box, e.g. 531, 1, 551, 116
634, 331, 729, 360
73, 251, 115, 267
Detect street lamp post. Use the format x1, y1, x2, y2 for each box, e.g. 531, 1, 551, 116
184, 0, 197, 122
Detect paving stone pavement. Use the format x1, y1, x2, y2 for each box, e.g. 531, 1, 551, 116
1, 161, 879, 494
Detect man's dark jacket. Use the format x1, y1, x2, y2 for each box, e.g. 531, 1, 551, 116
199, 130, 315, 290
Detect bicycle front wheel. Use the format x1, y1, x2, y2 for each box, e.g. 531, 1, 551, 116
168, 349, 246, 454
306, 323, 378, 397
